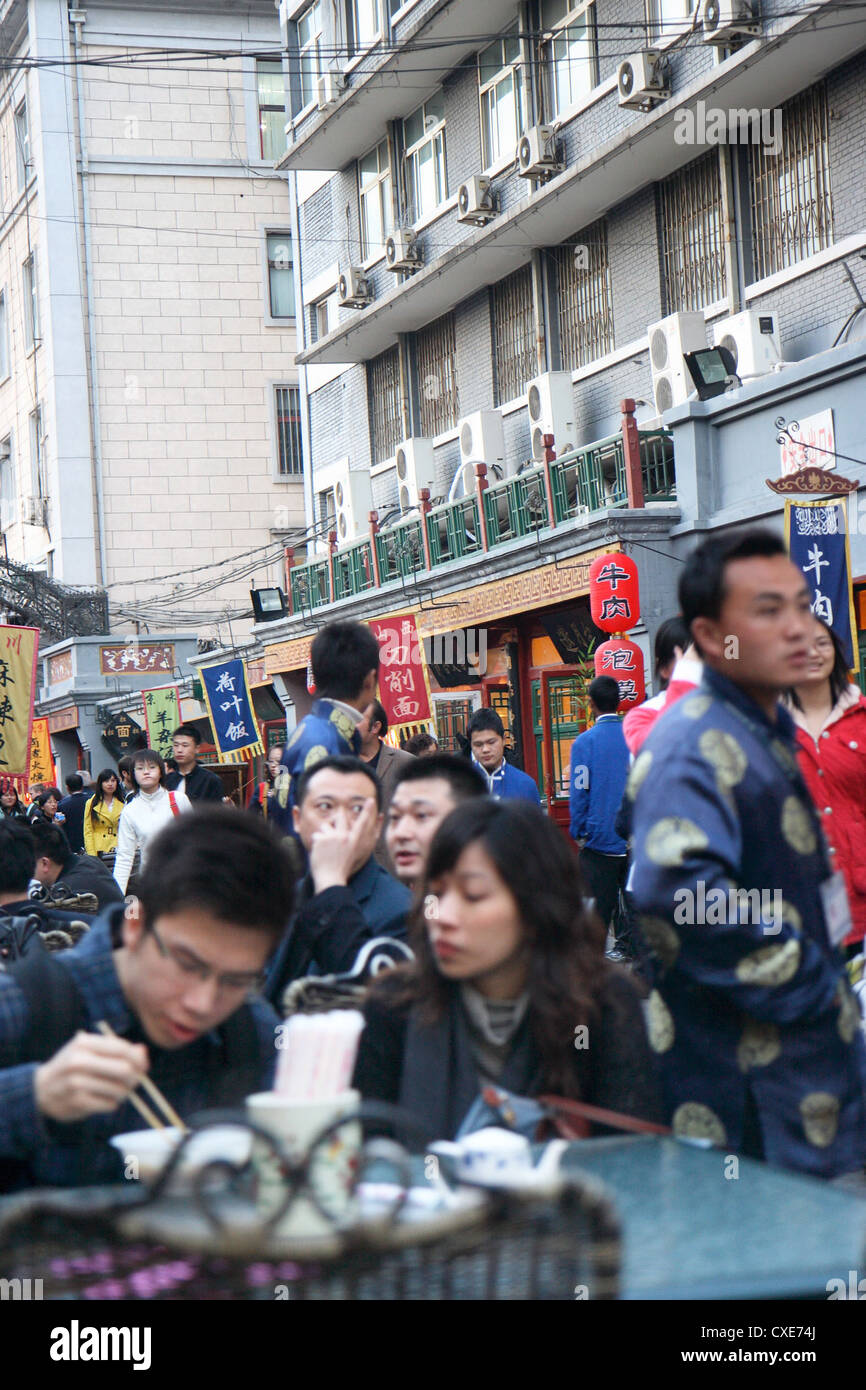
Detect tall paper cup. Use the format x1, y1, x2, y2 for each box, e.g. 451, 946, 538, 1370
246, 1089, 361, 1240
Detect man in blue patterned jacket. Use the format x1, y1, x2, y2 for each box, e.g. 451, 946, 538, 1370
270, 620, 381, 839
629, 527, 866, 1178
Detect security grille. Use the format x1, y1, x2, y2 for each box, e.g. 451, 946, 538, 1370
491, 265, 535, 406
275, 386, 304, 475
416, 312, 459, 438
553, 220, 614, 369
659, 152, 726, 312
749, 82, 833, 281
368, 345, 403, 464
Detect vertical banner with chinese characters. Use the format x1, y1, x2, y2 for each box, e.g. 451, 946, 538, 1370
786, 498, 858, 670
199, 659, 263, 763
0, 624, 40, 783
368, 614, 432, 728
142, 685, 181, 764
588, 554, 645, 710
29, 717, 56, 790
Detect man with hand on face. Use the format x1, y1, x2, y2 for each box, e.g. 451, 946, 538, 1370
0, 809, 294, 1189
265, 756, 411, 1007
165, 725, 224, 804
385, 754, 488, 890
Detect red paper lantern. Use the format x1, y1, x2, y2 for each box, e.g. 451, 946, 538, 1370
589, 552, 640, 633
594, 638, 645, 711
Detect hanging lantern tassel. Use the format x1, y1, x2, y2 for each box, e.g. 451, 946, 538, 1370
594, 638, 645, 711
306, 661, 317, 696
589, 552, 640, 633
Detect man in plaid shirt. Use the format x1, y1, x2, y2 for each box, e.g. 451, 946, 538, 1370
0, 810, 294, 1189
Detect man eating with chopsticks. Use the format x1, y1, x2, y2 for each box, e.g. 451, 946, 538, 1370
0, 808, 295, 1190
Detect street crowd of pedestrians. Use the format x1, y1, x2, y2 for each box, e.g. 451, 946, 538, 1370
0, 523, 865, 1195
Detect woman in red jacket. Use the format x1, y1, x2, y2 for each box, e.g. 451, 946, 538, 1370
789, 618, 866, 952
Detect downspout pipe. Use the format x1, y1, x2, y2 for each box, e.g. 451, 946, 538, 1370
70, 8, 107, 588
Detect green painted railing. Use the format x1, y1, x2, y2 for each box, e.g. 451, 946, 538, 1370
426, 496, 482, 566
284, 427, 675, 615
332, 538, 374, 601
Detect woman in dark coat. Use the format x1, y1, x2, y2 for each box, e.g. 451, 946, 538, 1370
0, 780, 28, 824
353, 799, 661, 1141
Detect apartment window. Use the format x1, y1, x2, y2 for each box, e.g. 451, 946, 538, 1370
0, 439, 13, 532
416, 312, 458, 437
275, 385, 304, 476
0, 292, 7, 379
22, 253, 39, 350
266, 233, 295, 318
541, 0, 597, 119
491, 265, 535, 405
647, 0, 697, 40
310, 293, 335, 342
29, 405, 45, 498
368, 345, 403, 463
298, 2, 324, 109
349, 0, 382, 54
479, 27, 524, 167
749, 82, 834, 282
14, 99, 30, 190
257, 60, 287, 161
359, 139, 393, 259
553, 219, 614, 368
403, 94, 447, 222
659, 151, 726, 313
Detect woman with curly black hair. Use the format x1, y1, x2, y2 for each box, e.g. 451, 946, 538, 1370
353, 799, 661, 1140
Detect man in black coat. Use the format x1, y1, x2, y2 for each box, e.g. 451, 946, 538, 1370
30, 823, 124, 913
57, 773, 90, 853
165, 724, 224, 803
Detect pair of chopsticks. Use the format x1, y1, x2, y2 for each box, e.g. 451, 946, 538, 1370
96, 1020, 188, 1133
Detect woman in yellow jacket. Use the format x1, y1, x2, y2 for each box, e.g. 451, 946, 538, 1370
83, 768, 125, 857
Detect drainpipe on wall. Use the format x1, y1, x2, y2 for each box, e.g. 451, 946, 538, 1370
718, 147, 742, 316
289, 167, 316, 551
530, 249, 547, 376
70, 8, 108, 589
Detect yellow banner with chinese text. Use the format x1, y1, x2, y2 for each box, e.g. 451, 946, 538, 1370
0, 625, 40, 783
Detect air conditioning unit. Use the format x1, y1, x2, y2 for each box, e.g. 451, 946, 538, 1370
20, 496, 47, 527
385, 229, 422, 272
526, 372, 576, 460
316, 71, 344, 111
647, 311, 706, 413
712, 310, 782, 379
457, 175, 496, 226
701, 0, 761, 43
516, 125, 563, 178
338, 266, 373, 309
395, 437, 436, 510
455, 410, 505, 493
617, 51, 669, 110
332, 468, 373, 543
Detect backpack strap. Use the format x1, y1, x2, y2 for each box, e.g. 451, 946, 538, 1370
168, 790, 181, 818
6, 946, 89, 1063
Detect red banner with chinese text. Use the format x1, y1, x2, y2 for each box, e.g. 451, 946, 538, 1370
368, 614, 432, 728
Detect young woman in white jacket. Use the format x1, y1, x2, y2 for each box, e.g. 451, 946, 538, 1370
112, 749, 192, 895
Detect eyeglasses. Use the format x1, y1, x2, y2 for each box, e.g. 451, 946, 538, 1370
147, 922, 267, 997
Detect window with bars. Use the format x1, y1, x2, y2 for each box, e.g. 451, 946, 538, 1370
416, 312, 459, 437
748, 82, 834, 282
491, 265, 535, 405
552, 220, 614, 369
275, 385, 304, 476
659, 151, 726, 313
257, 61, 287, 161
368, 345, 403, 463
540, 0, 597, 119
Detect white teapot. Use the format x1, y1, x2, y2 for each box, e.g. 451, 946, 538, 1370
429, 1128, 568, 1190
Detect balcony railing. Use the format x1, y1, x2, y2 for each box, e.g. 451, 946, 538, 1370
282, 411, 675, 617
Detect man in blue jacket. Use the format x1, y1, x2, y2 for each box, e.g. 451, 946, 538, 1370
569, 676, 630, 936
468, 709, 542, 804
271, 619, 381, 838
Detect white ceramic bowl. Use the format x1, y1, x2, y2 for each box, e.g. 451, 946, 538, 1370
110, 1125, 252, 1188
